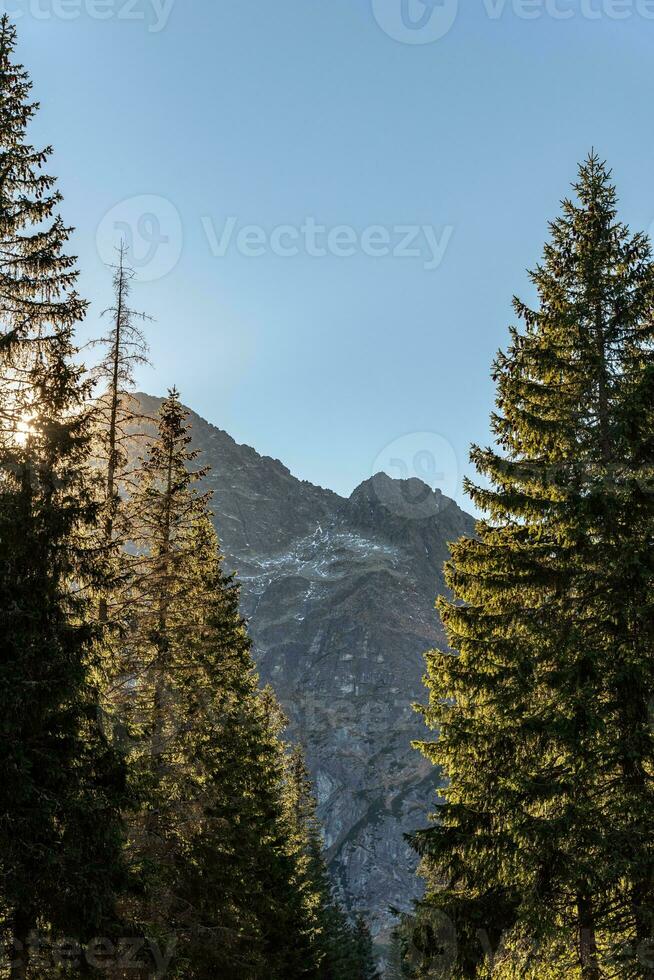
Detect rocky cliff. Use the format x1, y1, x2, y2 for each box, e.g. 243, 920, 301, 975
135, 394, 476, 937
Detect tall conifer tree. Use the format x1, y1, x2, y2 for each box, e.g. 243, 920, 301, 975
124, 391, 325, 978
416, 156, 654, 979
0, 16, 126, 976
281, 747, 382, 979
91, 243, 151, 628
284, 746, 333, 971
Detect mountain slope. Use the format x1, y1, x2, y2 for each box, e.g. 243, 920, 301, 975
135, 394, 476, 935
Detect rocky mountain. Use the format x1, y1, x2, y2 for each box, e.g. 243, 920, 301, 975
135, 393, 476, 939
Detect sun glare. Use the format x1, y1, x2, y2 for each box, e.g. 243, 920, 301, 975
14, 413, 34, 448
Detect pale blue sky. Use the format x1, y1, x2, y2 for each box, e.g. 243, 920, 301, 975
16, 0, 654, 509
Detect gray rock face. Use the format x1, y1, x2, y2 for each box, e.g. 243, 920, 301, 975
135, 394, 475, 936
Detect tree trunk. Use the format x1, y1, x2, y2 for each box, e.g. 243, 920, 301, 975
99, 253, 125, 627
577, 894, 601, 980
631, 880, 654, 980
10, 910, 32, 980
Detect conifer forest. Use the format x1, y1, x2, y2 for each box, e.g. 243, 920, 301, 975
0, 6, 653, 980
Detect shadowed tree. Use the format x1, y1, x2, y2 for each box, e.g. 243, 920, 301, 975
0, 15, 127, 977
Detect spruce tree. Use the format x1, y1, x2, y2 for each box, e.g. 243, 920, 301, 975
91, 242, 151, 628
283, 745, 334, 973
387, 925, 408, 980
169, 534, 317, 979
416, 155, 654, 979
124, 391, 321, 978
119, 388, 211, 972
281, 749, 382, 980
351, 916, 380, 980
0, 15, 126, 976
281, 743, 384, 980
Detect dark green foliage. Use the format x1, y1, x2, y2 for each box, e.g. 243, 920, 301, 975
318, 905, 380, 980
284, 745, 337, 974
282, 747, 381, 979
0, 14, 127, 975
350, 917, 380, 980
122, 391, 345, 978
387, 926, 406, 979
416, 155, 654, 979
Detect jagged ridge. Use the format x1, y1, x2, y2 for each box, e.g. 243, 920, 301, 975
134, 394, 475, 938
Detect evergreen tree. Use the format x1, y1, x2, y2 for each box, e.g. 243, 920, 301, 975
416, 155, 654, 979
284, 745, 335, 974
0, 15, 126, 976
281, 747, 381, 980
351, 916, 380, 980
387, 925, 407, 980
91, 242, 151, 628
89, 247, 153, 870
124, 390, 322, 978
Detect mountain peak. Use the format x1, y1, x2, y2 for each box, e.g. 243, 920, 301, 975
350, 471, 451, 522
130, 393, 475, 936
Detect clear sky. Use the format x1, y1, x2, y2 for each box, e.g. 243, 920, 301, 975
15, 0, 654, 509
